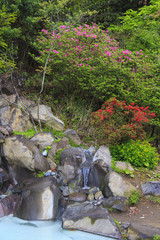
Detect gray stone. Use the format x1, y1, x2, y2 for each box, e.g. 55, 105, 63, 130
104, 171, 137, 198
3, 136, 50, 172
115, 161, 134, 172
57, 147, 82, 182
93, 145, 112, 166
102, 197, 128, 212
15, 177, 61, 220
62, 202, 121, 239
30, 104, 64, 131
95, 191, 104, 200
64, 129, 81, 145
62, 186, 74, 197
141, 181, 160, 196
87, 193, 94, 201
0, 106, 33, 132
0, 133, 5, 143
30, 132, 55, 149
0, 194, 19, 217
68, 192, 87, 202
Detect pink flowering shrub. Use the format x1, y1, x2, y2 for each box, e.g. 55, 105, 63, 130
32, 24, 158, 105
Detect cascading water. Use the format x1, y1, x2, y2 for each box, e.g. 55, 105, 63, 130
81, 149, 93, 189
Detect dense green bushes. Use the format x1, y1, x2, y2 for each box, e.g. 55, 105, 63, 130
111, 140, 159, 169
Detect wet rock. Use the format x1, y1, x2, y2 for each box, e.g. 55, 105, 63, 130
141, 181, 160, 196
0, 194, 19, 217
115, 161, 134, 172
68, 192, 87, 202
62, 202, 122, 239
102, 197, 128, 212
95, 191, 104, 200
30, 132, 55, 149
3, 136, 50, 172
88, 160, 109, 188
8, 165, 34, 185
93, 145, 112, 167
0, 168, 9, 184
62, 186, 74, 197
30, 104, 64, 131
57, 147, 82, 182
87, 193, 94, 201
64, 129, 81, 145
104, 171, 136, 198
15, 177, 61, 220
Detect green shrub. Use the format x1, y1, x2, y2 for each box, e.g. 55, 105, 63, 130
111, 140, 159, 169
129, 190, 140, 205
153, 235, 160, 240
14, 128, 37, 138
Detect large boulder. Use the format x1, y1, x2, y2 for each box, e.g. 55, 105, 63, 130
104, 171, 137, 198
141, 181, 160, 196
30, 132, 55, 149
14, 177, 61, 220
3, 136, 50, 172
0, 194, 19, 217
62, 202, 121, 239
0, 106, 33, 132
93, 146, 112, 167
30, 105, 64, 131
63, 129, 81, 145
57, 147, 83, 183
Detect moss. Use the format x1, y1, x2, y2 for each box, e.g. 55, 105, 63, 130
128, 190, 140, 205
55, 148, 64, 165
89, 217, 96, 225
14, 128, 36, 138
148, 196, 160, 204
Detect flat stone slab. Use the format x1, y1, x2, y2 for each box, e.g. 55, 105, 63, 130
62, 202, 122, 239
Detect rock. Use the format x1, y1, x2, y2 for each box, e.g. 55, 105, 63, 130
62, 202, 122, 239
0, 106, 33, 132
93, 145, 112, 167
3, 136, 50, 172
64, 129, 81, 145
0, 133, 5, 143
8, 165, 34, 185
47, 137, 71, 161
57, 148, 82, 182
141, 181, 160, 196
95, 191, 104, 200
30, 104, 64, 131
30, 132, 55, 149
104, 171, 137, 198
102, 197, 128, 212
14, 177, 61, 220
87, 193, 94, 201
62, 186, 74, 197
0, 126, 9, 135
0, 168, 9, 185
0, 194, 19, 217
68, 192, 87, 202
87, 146, 97, 156
88, 160, 109, 188
115, 161, 134, 172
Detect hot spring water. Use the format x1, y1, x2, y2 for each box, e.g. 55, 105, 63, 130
0, 215, 113, 240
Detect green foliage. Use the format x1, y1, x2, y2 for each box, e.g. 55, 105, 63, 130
111, 140, 159, 169
35, 171, 45, 177
153, 235, 160, 240
109, 0, 160, 57
111, 160, 135, 178
148, 196, 160, 205
55, 148, 64, 165
128, 190, 140, 205
0, 5, 20, 73
14, 128, 37, 138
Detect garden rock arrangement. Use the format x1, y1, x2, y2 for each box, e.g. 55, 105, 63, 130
0, 94, 160, 239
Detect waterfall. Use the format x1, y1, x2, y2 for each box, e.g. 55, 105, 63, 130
82, 167, 90, 189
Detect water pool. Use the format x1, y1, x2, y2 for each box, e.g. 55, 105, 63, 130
0, 215, 114, 240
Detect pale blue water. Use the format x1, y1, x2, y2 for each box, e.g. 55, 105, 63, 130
0, 215, 113, 240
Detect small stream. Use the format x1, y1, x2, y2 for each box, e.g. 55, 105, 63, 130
0, 215, 113, 240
